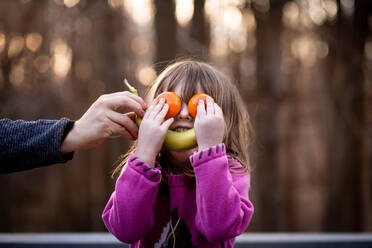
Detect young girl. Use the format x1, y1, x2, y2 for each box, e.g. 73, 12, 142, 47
102, 60, 254, 247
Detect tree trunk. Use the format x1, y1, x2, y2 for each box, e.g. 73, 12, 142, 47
154, 0, 177, 73
252, 0, 286, 231
324, 0, 370, 231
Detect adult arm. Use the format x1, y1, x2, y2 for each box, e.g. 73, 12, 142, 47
191, 143, 254, 243
0, 91, 147, 173
0, 118, 74, 173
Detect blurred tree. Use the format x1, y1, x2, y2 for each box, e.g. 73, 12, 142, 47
324, 0, 372, 231
0, 0, 131, 232
190, 0, 209, 58
154, 0, 177, 73
0, 0, 371, 233
252, 0, 288, 231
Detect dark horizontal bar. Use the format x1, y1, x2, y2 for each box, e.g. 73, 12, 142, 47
0, 233, 372, 248
235, 233, 372, 248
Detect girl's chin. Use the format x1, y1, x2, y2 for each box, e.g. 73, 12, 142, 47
167, 147, 198, 160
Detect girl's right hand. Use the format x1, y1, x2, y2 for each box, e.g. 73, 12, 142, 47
135, 98, 174, 167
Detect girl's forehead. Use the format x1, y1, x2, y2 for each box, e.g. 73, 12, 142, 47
173, 83, 202, 95
170, 82, 204, 103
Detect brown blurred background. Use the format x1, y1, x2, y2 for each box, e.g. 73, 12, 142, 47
0, 0, 371, 233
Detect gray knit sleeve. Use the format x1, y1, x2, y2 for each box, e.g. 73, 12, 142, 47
0, 118, 75, 173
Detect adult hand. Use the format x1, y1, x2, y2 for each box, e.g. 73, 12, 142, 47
194, 97, 225, 151
60, 91, 147, 154
135, 98, 174, 167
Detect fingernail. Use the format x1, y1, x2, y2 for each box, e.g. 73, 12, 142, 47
160, 98, 165, 103
199, 100, 203, 104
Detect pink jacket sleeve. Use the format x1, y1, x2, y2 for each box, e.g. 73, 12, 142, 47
101, 155, 161, 243
190, 143, 254, 243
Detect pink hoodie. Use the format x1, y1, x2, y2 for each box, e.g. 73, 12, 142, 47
102, 143, 254, 247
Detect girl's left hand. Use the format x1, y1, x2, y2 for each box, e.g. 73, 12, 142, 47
194, 97, 225, 151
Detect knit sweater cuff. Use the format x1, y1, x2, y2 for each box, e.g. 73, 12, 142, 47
59, 119, 75, 162
189, 143, 226, 168
127, 154, 162, 182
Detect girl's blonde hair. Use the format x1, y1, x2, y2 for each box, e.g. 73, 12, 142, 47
113, 60, 254, 177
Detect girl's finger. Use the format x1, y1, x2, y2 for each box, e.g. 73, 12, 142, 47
196, 99, 206, 118
206, 97, 215, 116
107, 111, 139, 138
161, 117, 174, 131
155, 103, 169, 123
214, 103, 224, 117
143, 103, 155, 119
149, 98, 165, 119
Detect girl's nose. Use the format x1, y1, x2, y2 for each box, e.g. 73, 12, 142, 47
176, 102, 192, 121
